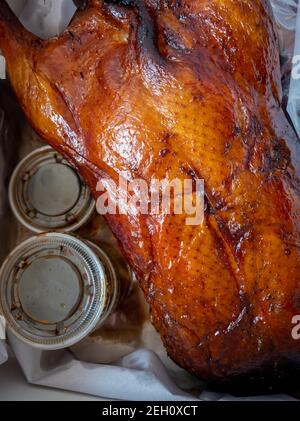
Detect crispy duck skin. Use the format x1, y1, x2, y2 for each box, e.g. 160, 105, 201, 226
1, 0, 300, 382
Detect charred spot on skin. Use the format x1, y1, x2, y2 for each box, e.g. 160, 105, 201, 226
104, 0, 136, 6
256, 74, 263, 83
204, 195, 215, 216
215, 215, 252, 258
73, 0, 89, 10
193, 93, 204, 103
161, 26, 193, 55
214, 197, 228, 212
104, 1, 135, 22
292, 292, 300, 310
161, 132, 173, 143
263, 139, 291, 173
228, 222, 252, 249
232, 125, 241, 137
187, 168, 198, 182
179, 165, 198, 182
159, 148, 170, 157
80, 71, 84, 80
30, 39, 43, 50
224, 142, 232, 153
247, 115, 263, 139
256, 71, 267, 85
243, 117, 264, 168
64, 30, 81, 50
268, 303, 275, 313
180, 164, 203, 195
222, 168, 238, 192
204, 196, 209, 214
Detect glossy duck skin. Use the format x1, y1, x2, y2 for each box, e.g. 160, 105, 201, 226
1, 0, 300, 382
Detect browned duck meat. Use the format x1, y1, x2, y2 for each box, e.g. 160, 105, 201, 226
1, 0, 300, 383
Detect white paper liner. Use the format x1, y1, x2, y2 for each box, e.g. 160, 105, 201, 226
0, 316, 7, 365
0, 0, 299, 401
287, 2, 300, 136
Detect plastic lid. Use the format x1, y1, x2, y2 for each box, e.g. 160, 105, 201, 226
9, 146, 95, 233
0, 233, 107, 349
86, 241, 120, 321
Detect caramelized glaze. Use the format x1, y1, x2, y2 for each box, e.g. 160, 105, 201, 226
1, 0, 300, 381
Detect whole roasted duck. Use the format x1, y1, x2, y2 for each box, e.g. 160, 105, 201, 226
1, 0, 300, 384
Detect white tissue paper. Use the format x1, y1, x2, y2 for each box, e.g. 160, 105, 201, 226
270, 0, 300, 137
6, 0, 76, 39
0, 316, 8, 365
0, 56, 5, 80
288, 3, 300, 136
0, 0, 300, 401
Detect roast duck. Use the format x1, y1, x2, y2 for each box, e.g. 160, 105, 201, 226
1, 0, 300, 385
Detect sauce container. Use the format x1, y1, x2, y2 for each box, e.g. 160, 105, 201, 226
0, 232, 119, 350
9, 146, 95, 233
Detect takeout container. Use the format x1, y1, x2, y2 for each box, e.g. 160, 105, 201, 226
9, 146, 95, 233
0, 233, 120, 350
